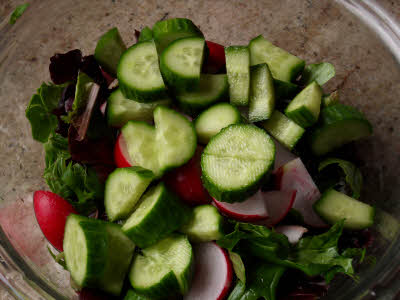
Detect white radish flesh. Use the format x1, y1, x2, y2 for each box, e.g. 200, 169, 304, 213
275, 225, 308, 244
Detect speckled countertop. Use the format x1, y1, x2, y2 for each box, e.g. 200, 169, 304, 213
0, 0, 399, 299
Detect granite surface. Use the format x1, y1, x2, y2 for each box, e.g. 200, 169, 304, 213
0, 0, 399, 299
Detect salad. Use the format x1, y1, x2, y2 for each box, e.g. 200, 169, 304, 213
25, 17, 375, 300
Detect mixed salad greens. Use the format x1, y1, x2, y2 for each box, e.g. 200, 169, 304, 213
26, 17, 375, 300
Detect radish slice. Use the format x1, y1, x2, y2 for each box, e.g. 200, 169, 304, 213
275, 225, 308, 244
184, 242, 233, 300
100, 101, 107, 116
114, 134, 133, 168
257, 190, 296, 227
275, 158, 327, 228
213, 190, 268, 222
273, 138, 297, 170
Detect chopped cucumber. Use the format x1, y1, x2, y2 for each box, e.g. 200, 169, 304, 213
274, 79, 299, 100
129, 234, 193, 297
176, 74, 229, 116
118, 41, 167, 102
94, 27, 127, 77
152, 18, 204, 53
310, 103, 372, 156
122, 183, 191, 248
194, 103, 242, 144
285, 81, 322, 127
129, 253, 180, 298
314, 188, 375, 229
121, 106, 196, 176
160, 36, 205, 92
248, 63, 275, 122
139, 26, 153, 42
262, 110, 305, 150
124, 289, 152, 300
201, 124, 275, 203
105, 167, 154, 221
63, 215, 135, 296
107, 88, 170, 127
225, 46, 250, 106
180, 205, 224, 242
249, 35, 305, 82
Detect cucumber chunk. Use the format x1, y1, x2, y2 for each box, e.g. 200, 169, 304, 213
314, 188, 375, 229
180, 205, 224, 242
139, 26, 153, 42
122, 183, 191, 248
121, 106, 196, 176
129, 253, 180, 298
262, 110, 305, 150
152, 18, 204, 53
310, 103, 372, 156
225, 46, 250, 106
105, 167, 154, 221
285, 81, 322, 127
201, 124, 275, 203
118, 41, 167, 102
124, 289, 152, 300
322, 90, 339, 107
107, 88, 170, 127
160, 37, 205, 92
249, 35, 305, 82
249, 63, 275, 122
64, 215, 135, 296
129, 234, 193, 297
94, 27, 127, 77
176, 74, 229, 116
194, 103, 242, 144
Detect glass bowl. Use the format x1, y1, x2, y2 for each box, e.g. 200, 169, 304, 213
0, 0, 399, 299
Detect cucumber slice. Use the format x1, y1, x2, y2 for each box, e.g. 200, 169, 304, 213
160, 37, 205, 92
262, 110, 305, 150
285, 81, 322, 127
310, 103, 372, 156
107, 88, 170, 127
248, 63, 275, 122
142, 234, 193, 294
274, 79, 299, 100
105, 167, 154, 221
129, 253, 180, 298
201, 124, 275, 203
94, 27, 127, 77
122, 183, 191, 248
314, 188, 375, 229
121, 106, 196, 176
194, 103, 242, 144
118, 41, 167, 102
139, 26, 153, 42
64, 215, 135, 295
129, 234, 193, 297
176, 74, 229, 116
124, 289, 152, 300
249, 35, 305, 82
152, 18, 204, 53
180, 205, 224, 242
225, 46, 250, 106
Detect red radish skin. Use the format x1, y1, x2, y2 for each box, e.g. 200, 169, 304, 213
275, 158, 327, 228
213, 190, 268, 222
100, 68, 115, 87
257, 190, 296, 227
33, 191, 77, 251
184, 242, 233, 300
114, 133, 134, 168
275, 225, 308, 244
204, 41, 226, 73
164, 148, 210, 206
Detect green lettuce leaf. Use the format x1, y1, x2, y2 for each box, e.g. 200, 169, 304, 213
300, 62, 335, 86
9, 3, 29, 25
25, 83, 66, 143
318, 158, 363, 199
43, 134, 103, 214
229, 251, 246, 283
